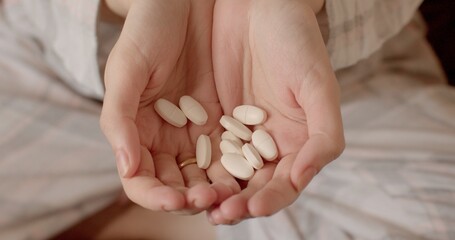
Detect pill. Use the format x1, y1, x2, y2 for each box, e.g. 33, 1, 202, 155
219, 116, 252, 141
196, 134, 211, 169
242, 143, 264, 169
221, 153, 254, 180
179, 96, 208, 125
220, 140, 243, 155
233, 105, 267, 125
251, 129, 278, 161
221, 131, 243, 147
154, 98, 187, 127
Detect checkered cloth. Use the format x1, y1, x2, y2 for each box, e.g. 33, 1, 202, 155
1, 0, 454, 239
0, 2, 120, 239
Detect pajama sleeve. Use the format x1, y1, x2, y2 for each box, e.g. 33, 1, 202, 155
324, 0, 423, 70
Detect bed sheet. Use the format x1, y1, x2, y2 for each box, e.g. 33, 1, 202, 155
0, 4, 454, 240
0, 10, 121, 239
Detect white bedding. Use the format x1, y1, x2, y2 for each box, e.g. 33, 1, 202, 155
0, 3, 454, 240
0, 9, 121, 239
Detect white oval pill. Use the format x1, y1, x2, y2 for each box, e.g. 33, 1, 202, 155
233, 105, 267, 125
221, 153, 254, 180
221, 131, 243, 147
179, 96, 208, 125
154, 98, 187, 127
242, 143, 264, 169
251, 129, 278, 161
219, 116, 252, 141
220, 140, 243, 155
196, 134, 211, 169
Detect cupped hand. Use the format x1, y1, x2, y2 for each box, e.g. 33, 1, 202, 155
100, 0, 235, 214
208, 0, 345, 224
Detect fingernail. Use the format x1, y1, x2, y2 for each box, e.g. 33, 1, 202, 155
116, 150, 129, 177
297, 167, 317, 191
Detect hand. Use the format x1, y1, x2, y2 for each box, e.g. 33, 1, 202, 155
100, 0, 231, 214
207, 0, 345, 224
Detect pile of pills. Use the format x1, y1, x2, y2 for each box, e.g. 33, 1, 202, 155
154, 96, 278, 180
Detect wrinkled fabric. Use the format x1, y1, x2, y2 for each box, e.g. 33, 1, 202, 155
0, 0, 454, 239
0, 4, 121, 239
326, 0, 423, 70
2, 0, 105, 99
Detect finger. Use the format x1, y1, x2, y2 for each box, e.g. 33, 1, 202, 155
122, 146, 185, 211
247, 155, 314, 217
100, 39, 150, 178
186, 184, 217, 211
206, 135, 240, 204
208, 164, 275, 225
180, 160, 217, 209
156, 154, 214, 214
293, 73, 344, 191
154, 153, 185, 188
180, 159, 208, 187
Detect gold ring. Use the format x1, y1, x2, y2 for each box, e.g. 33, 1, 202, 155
178, 158, 197, 170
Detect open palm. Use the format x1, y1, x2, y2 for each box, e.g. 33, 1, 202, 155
101, 0, 223, 213
208, 0, 345, 224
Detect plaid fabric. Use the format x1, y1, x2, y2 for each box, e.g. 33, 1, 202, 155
0, 5, 120, 239
1, 0, 454, 239
326, 0, 423, 70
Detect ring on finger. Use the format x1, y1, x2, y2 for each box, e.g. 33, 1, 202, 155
178, 158, 197, 170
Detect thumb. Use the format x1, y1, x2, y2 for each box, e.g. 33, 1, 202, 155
100, 39, 149, 178
291, 69, 345, 191
290, 134, 343, 191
